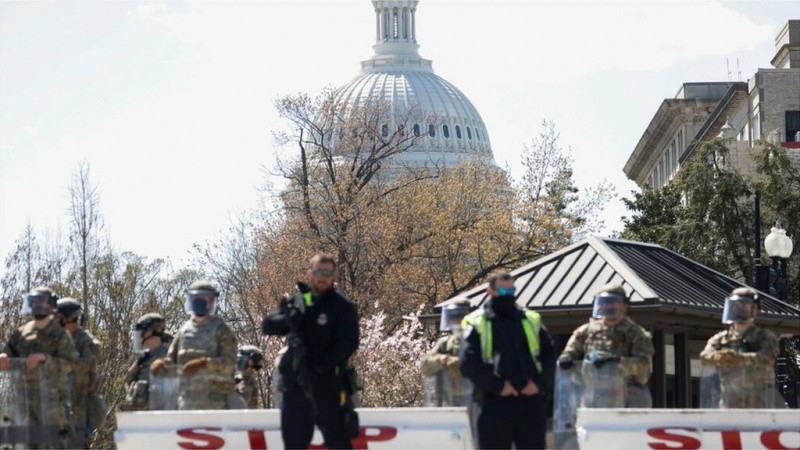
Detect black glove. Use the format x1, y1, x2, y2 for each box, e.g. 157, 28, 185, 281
592, 355, 620, 368
558, 359, 575, 370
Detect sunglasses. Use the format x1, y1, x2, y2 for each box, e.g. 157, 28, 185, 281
496, 287, 516, 296
312, 268, 335, 278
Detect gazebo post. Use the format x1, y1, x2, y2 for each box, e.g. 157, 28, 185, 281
674, 332, 691, 408
652, 329, 667, 408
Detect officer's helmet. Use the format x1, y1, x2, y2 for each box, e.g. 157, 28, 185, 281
440, 299, 471, 333
21, 286, 59, 319
184, 280, 220, 317
56, 297, 82, 324
722, 287, 759, 324
591, 284, 628, 320
132, 313, 166, 352
237, 345, 264, 371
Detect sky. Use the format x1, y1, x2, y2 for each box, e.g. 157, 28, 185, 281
1, 0, 797, 276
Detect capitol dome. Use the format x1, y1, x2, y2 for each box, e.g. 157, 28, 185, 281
333, 0, 494, 168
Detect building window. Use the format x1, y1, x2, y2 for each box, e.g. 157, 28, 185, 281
455, 126, 462, 139
475, 128, 481, 141
413, 124, 420, 136
753, 114, 761, 141
382, 124, 389, 137
467, 127, 472, 139
428, 124, 436, 137
787, 111, 800, 142
443, 125, 450, 138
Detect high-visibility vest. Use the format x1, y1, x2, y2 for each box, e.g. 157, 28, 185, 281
463, 309, 543, 373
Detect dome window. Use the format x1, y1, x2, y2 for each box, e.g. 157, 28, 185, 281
455, 126, 462, 139
382, 124, 389, 137
428, 124, 436, 137
467, 127, 472, 140
413, 124, 420, 136
475, 128, 481, 141
443, 125, 450, 138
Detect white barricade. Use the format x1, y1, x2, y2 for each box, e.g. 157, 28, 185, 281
576, 408, 800, 450
115, 407, 474, 449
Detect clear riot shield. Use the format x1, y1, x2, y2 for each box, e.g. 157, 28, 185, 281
422, 372, 443, 407
149, 364, 181, 411
441, 370, 473, 407
0, 358, 62, 449
699, 362, 779, 409
554, 361, 625, 450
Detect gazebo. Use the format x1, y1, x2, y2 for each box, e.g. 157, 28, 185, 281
441, 236, 800, 408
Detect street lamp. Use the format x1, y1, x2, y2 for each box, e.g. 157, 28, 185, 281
764, 223, 794, 301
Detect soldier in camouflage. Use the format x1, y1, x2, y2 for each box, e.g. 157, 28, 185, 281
420, 298, 472, 406
56, 298, 101, 447
0, 286, 77, 448
558, 283, 655, 407
151, 280, 238, 410
123, 313, 170, 410
235, 345, 264, 409
699, 287, 779, 408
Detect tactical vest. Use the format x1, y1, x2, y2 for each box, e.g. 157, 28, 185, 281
463, 309, 543, 373
177, 316, 226, 364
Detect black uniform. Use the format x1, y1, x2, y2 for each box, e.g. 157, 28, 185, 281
262, 283, 360, 449
459, 299, 556, 450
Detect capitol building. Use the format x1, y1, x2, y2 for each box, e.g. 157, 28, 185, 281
332, 0, 494, 168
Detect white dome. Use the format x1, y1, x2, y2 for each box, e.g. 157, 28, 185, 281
332, 0, 494, 168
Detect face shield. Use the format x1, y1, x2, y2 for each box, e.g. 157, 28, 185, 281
184, 290, 217, 317
22, 292, 52, 319
131, 328, 145, 353
722, 295, 755, 324
440, 303, 471, 333
591, 292, 626, 320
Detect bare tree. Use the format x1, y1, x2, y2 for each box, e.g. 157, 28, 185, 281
68, 160, 103, 325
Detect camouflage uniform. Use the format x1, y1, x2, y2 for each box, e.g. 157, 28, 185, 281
420, 334, 462, 377
167, 315, 237, 410
123, 343, 169, 410
236, 373, 258, 409
2, 319, 76, 435
699, 325, 778, 408
560, 317, 654, 407
67, 328, 100, 436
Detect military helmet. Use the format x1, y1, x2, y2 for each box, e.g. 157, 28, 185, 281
22, 286, 59, 318
56, 297, 82, 323
592, 283, 628, 320
185, 280, 220, 317
722, 287, 759, 324
187, 280, 220, 296
237, 344, 264, 371
440, 297, 471, 333
134, 313, 167, 335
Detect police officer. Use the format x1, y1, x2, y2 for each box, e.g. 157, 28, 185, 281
0, 286, 76, 448
558, 283, 654, 408
420, 298, 472, 406
56, 298, 102, 446
699, 287, 778, 408
151, 280, 238, 410
262, 254, 360, 450
459, 271, 556, 450
124, 313, 170, 410
235, 345, 264, 409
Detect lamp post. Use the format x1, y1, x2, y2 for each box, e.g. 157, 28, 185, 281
764, 223, 794, 302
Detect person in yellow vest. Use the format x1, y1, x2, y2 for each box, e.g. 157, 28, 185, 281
459, 271, 556, 450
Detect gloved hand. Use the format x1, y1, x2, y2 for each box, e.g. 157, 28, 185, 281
150, 359, 167, 375
558, 359, 575, 370
712, 349, 742, 368
592, 355, 621, 368
183, 357, 208, 376
444, 355, 461, 378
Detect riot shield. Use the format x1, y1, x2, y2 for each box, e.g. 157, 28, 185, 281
149, 364, 181, 411
0, 358, 63, 449
422, 372, 443, 407
553, 364, 583, 450
700, 362, 778, 409
441, 370, 473, 407
581, 359, 625, 408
